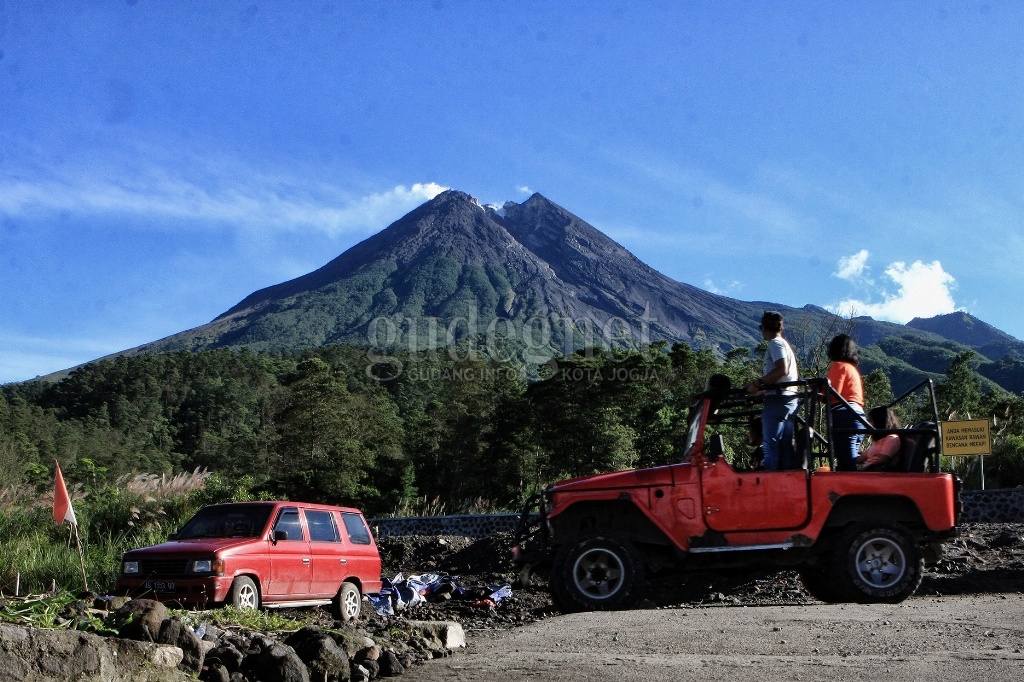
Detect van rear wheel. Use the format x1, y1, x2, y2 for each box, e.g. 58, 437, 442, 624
332, 581, 361, 621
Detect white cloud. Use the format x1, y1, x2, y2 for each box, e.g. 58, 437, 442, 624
703, 278, 742, 296
837, 260, 958, 324
834, 249, 871, 282
0, 159, 448, 236
517, 185, 533, 195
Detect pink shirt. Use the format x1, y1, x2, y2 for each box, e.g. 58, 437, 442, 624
857, 434, 901, 469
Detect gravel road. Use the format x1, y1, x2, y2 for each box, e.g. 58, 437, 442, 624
403, 594, 1024, 681
372, 524, 1024, 679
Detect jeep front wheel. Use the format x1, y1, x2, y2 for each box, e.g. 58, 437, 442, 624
836, 522, 923, 604
552, 534, 644, 611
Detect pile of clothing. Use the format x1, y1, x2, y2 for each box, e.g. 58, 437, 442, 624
366, 572, 512, 616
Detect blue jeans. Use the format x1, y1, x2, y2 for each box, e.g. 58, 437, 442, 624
762, 396, 798, 470
832, 405, 866, 471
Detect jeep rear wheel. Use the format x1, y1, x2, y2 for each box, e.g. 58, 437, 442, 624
552, 534, 644, 612
836, 522, 923, 604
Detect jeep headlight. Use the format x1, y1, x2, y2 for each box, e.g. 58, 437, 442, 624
122, 560, 139, 575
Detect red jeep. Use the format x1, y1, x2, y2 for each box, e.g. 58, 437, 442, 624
116, 501, 383, 620
512, 375, 960, 610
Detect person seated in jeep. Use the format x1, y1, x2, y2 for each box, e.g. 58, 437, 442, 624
856, 406, 902, 471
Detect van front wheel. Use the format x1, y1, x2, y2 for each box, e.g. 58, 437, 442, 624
229, 576, 260, 610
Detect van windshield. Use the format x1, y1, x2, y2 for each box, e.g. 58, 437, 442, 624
176, 505, 274, 539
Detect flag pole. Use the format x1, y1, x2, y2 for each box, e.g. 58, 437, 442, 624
54, 461, 88, 593
73, 523, 89, 593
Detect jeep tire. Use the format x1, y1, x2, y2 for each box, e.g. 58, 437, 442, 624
835, 522, 923, 604
552, 533, 644, 611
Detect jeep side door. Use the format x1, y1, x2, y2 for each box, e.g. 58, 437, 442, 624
700, 460, 810, 532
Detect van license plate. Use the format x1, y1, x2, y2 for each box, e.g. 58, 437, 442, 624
144, 581, 175, 592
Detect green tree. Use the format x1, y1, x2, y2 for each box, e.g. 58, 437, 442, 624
936, 351, 982, 420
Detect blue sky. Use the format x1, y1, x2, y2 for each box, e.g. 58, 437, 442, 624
3, 1, 1024, 383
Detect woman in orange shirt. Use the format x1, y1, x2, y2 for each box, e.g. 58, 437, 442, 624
827, 334, 866, 471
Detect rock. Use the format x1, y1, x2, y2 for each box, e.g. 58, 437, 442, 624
0, 622, 187, 681
285, 626, 351, 682
203, 624, 225, 642
114, 599, 170, 642
207, 643, 245, 672
200, 662, 231, 682
157, 617, 205, 673
242, 641, 310, 682
403, 621, 466, 650
351, 663, 371, 682
377, 650, 404, 677
353, 644, 380, 664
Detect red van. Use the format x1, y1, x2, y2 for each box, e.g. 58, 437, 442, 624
115, 501, 383, 620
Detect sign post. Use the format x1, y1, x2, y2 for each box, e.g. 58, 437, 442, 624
939, 419, 992, 489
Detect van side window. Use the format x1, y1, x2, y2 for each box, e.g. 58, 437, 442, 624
273, 507, 304, 541
341, 512, 371, 545
305, 510, 340, 542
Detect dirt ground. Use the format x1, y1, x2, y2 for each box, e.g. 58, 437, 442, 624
371, 523, 1024, 680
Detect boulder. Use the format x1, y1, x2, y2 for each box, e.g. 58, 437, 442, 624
114, 599, 169, 642
285, 626, 350, 681
377, 650, 404, 677
242, 641, 310, 682
207, 643, 245, 672
0, 622, 186, 682
403, 621, 466, 651
157, 617, 205, 673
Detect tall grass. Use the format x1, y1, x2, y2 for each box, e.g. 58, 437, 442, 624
0, 469, 250, 596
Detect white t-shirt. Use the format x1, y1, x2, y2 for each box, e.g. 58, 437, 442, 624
764, 337, 798, 395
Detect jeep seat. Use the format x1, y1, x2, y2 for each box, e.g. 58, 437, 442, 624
898, 422, 939, 473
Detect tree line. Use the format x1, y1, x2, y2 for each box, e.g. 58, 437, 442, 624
3, 340, 1023, 516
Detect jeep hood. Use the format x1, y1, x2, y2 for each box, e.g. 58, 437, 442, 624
549, 464, 684, 493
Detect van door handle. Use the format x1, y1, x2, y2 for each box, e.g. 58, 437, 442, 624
340, 559, 347, 564
302, 558, 310, 564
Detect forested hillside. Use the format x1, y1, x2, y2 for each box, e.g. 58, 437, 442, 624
4, 341, 1024, 515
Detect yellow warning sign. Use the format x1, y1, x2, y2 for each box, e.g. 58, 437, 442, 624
940, 419, 992, 456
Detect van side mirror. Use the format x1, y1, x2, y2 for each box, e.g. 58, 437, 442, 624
167, 532, 177, 541
273, 530, 289, 542
708, 434, 725, 462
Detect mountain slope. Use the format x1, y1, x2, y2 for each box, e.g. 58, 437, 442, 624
133, 190, 776, 358
105, 189, 1023, 393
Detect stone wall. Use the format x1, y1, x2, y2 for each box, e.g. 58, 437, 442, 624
960, 489, 1024, 523
369, 488, 1024, 538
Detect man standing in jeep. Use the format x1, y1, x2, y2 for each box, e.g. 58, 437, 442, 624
746, 311, 799, 470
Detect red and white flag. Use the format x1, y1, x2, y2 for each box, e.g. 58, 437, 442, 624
53, 462, 77, 526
